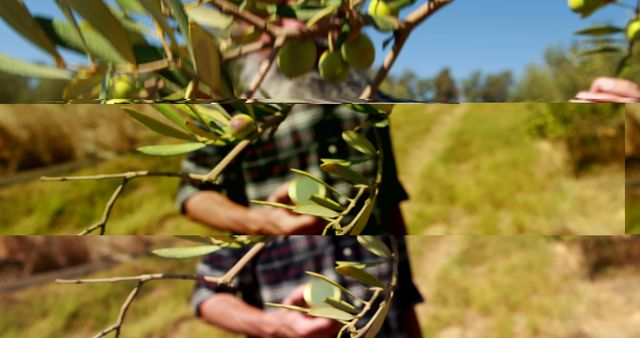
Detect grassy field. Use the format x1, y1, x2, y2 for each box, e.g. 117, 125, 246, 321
391, 103, 624, 235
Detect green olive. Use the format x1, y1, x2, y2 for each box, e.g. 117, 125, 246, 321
277, 39, 317, 78
368, 0, 398, 17
229, 114, 257, 139
341, 33, 375, 70
318, 50, 349, 84
628, 19, 640, 41
108, 75, 137, 99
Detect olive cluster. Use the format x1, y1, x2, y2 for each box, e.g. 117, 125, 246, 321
276, 32, 375, 84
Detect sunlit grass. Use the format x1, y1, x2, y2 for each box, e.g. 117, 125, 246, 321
391, 104, 624, 235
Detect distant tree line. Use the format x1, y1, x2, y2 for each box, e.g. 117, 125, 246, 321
377, 41, 639, 102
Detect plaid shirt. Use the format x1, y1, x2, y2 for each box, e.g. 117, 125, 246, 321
191, 236, 423, 338
177, 105, 422, 337
176, 105, 409, 234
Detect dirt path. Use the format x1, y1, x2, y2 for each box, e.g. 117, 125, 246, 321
399, 105, 468, 233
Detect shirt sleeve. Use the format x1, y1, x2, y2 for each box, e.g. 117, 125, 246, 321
176, 143, 248, 214
191, 246, 255, 317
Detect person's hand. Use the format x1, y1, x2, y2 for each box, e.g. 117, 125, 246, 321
247, 183, 325, 235
573, 77, 640, 103
261, 284, 340, 338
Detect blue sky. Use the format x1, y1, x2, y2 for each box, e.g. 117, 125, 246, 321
0, 0, 634, 81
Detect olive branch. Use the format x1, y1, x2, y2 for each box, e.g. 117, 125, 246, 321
0, 0, 454, 101
41, 103, 392, 235
56, 235, 399, 338
569, 0, 639, 78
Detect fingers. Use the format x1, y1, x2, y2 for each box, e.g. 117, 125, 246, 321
574, 90, 640, 103
588, 77, 640, 101
268, 183, 292, 203
282, 284, 307, 306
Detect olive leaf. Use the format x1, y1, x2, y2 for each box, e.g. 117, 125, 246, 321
123, 108, 196, 141
151, 104, 189, 130
575, 24, 624, 36
152, 245, 221, 259
64, 0, 136, 64
342, 194, 376, 235
140, 0, 178, 49
364, 296, 392, 338
294, 202, 341, 218
0, 0, 63, 65
308, 305, 355, 321
321, 162, 370, 186
190, 22, 223, 96
309, 194, 345, 212
324, 297, 359, 315
357, 236, 392, 259
343, 130, 376, 157
335, 265, 385, 288
0, 53, 72, 80
137, 143, 207, 156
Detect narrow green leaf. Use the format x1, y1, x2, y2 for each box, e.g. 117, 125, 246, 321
294, 202, 340, 218
343, 130, 376, 156
115, 0, 146, 14
290, 168, 347, 199
123, 108, 195, 141
162, 0, 194, 69
343, 193, 376, 235
321, 163, 370, 186
335, 265, 385, 288
0, 53, 72, 79
579, 46, 622, 56
575, 24, 624, 36
324, 297, 359, 315
364, 297, 391, 338
0, 0, 63, 65
140, 0, 178, 49
335, 261, 385, 269
310, 194, 345, 212
308, 306, 354, 321
185, 5, 233, 30
357, 236, 391, 259
305, 271, 359, 300
190, 22, 222, 95
151, 104, 187, 130
137, 142, 206, 156
64, 0, 136, 64
37, 17, 129, 64
152, 245, 220, 259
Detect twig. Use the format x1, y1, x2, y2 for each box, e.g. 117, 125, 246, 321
359, 0, 454, 99
222, 39, 273, 60
93, 281, 141, 338
202, 0, 281, 37
42, 171, 205, 235
202, 139, 252, 182
57, 240, 271, 338
244, 37, 285, 99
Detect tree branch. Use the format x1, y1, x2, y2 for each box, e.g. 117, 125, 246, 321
359, 0, 454, 99
42, 171, 206, 235
243, 37, 284, 99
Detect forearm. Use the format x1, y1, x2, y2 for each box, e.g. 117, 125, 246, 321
199, 293, 273, 337
184, 191, 260, 233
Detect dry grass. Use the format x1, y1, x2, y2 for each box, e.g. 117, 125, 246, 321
0, 105, 160, 176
